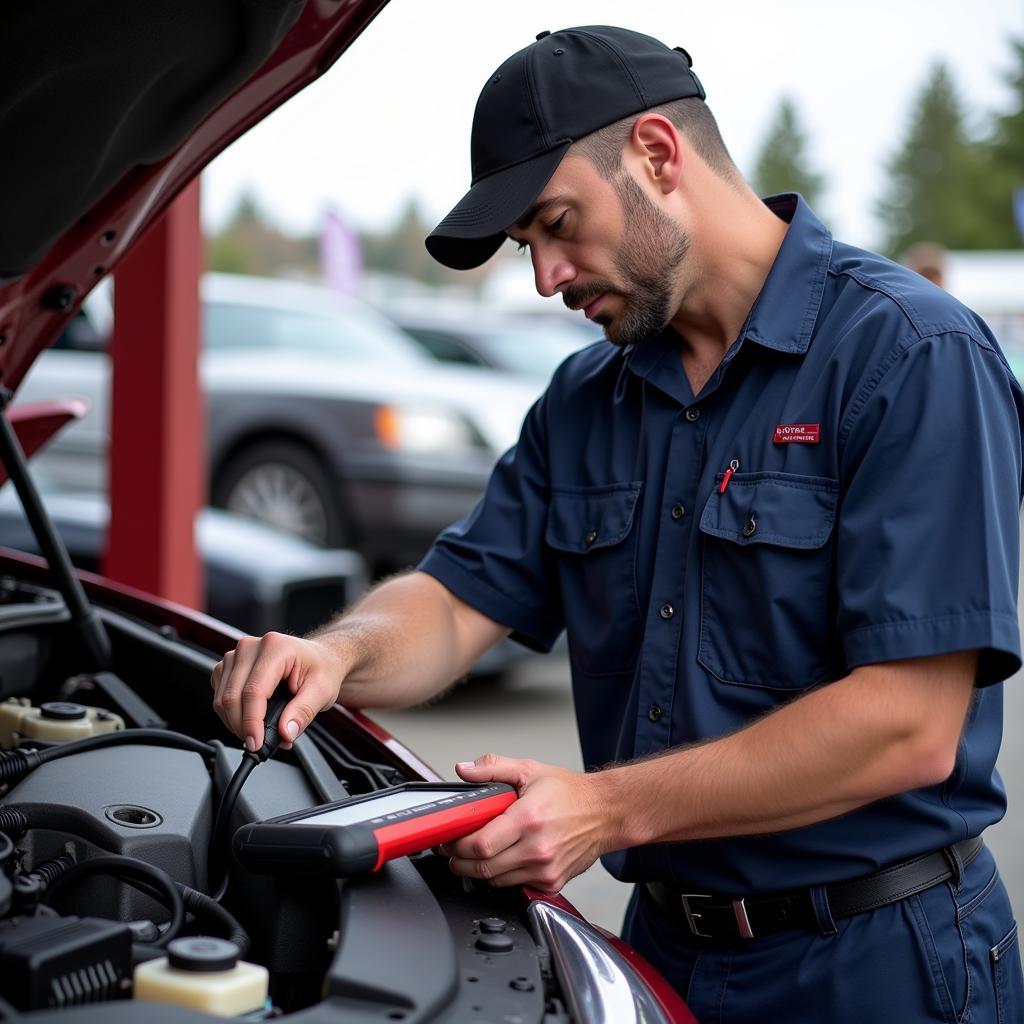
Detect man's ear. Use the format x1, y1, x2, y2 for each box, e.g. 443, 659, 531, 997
629, 114, 683, 195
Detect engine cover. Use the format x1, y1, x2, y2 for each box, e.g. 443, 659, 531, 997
3, 745, 212, 920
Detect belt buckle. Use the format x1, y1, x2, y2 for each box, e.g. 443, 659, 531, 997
679, 893, 713, 938
679, 893, 755, 939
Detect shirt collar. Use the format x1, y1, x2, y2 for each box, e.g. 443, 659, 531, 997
743, 194, 833, 355
625, 194, 833, 381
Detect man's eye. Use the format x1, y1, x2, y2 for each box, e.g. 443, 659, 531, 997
547, 212, 567, 234
516, 241, 529, 255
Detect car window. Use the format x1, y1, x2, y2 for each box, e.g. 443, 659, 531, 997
478, 324, 590, 377
401, 327, 486, 367
204, 301, 426, 365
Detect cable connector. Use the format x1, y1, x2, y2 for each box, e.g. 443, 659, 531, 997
253, 683, 292, 763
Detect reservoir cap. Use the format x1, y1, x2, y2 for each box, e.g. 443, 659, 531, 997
40, 702, 87, 721
168, 937, 240, 973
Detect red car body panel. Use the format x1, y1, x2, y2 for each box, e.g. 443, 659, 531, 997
0, 0, 389, 394
5, 398, 88, 480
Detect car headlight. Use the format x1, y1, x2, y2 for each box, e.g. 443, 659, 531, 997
373, 405, 482, 454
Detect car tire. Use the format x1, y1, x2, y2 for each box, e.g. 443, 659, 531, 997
212, 440, 349, 548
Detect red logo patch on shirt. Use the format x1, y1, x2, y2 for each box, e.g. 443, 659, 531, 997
773, 423, 820, 444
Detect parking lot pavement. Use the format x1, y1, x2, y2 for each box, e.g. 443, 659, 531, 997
372, 648, 1024, 937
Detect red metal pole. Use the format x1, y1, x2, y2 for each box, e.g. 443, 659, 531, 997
104, 180, 204, 608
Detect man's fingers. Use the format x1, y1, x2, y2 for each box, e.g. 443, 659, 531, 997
213, 641, 261, 738
447, 842, 563, 893
447, 845, 523, 885
455, 754, 531, 788
441, 810, 520, 861
212, 633, 345, 751
277, 690, 331, 747
238, 635, 300, 750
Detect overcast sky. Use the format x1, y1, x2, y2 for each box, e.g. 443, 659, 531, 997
201, 0, 1024, 252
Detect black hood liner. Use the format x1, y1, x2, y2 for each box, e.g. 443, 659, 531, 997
0, 0, 306, 279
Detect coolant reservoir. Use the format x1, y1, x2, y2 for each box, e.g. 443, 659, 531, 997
0, 699, 124, 747
133, 938, 269, 1017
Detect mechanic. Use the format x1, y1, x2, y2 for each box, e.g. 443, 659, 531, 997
211, 26, 1024, 1022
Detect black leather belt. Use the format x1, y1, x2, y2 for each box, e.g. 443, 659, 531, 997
645, 836, 984, 942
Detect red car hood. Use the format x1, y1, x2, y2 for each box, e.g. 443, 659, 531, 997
0, 0, 388, 394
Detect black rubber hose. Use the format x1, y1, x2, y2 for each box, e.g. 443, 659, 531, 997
179, 885, 250, 957
124, 876, 251, 958
0, 750, 34, 786
44, 854, 184, 948
0, 730, 215, 787
36, 729, 216, 763
25, 851, 76, 889
0, 807, 28, 843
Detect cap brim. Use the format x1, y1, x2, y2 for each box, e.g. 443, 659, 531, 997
426, 143, 571, 270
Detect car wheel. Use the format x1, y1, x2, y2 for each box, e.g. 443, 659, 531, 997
213, 441, 348, 548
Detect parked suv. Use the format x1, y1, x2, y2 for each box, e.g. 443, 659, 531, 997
15, 275, 543, 575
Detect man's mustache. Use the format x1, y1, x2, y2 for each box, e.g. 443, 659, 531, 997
563, 281, 616, 312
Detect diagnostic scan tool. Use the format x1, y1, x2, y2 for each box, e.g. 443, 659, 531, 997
234, 782, 517, 877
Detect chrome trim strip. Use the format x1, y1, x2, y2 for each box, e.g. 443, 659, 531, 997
527, 901, 671, 1024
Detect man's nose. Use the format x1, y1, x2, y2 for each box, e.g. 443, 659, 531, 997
532, 250, 575, 299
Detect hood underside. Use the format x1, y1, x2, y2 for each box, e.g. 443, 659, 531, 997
0, 0, 388, 392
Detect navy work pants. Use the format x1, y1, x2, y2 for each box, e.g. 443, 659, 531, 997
622, 845, 1024, 1023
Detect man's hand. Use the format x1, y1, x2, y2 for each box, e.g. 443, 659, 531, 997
440, 755, 615, 895
211, 632, 349, 752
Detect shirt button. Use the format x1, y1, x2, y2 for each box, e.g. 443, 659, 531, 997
584, 529, 598, 545
670, 504, 685, 521
648, 705, 662, 722
659, 603, 675, 620
685, 407, 700, 422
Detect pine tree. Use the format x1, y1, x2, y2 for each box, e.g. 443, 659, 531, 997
750, 97, 826, 208
978, 36, 1024, 248
875, 62, 991, 256
206, 192, 318, 277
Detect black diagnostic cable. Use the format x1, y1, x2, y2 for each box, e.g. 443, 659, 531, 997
0, 729, 216, 785
209, 684, 292, 902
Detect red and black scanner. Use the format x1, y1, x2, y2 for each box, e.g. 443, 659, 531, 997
234, 781, 517, 877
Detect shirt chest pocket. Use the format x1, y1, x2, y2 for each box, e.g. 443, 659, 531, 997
698, 472, 842, 690
545, 483, 643, 676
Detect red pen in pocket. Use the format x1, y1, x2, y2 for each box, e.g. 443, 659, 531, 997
719, 459, 739, 493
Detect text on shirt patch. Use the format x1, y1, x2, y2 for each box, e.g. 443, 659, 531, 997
773, 423, 820, 444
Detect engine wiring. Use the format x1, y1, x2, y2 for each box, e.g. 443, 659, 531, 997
44, 854, 184, 949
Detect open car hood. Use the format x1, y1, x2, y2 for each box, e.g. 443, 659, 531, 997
0, 0, 388, 395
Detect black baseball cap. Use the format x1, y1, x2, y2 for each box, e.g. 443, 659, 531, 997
426, 25, 705, 271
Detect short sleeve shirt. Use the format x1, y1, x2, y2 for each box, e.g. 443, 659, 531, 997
419, 195, 1024, 893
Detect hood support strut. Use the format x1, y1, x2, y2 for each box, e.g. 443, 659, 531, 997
0, 388, 112, 669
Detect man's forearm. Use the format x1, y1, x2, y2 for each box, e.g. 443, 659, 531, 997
310, 571, 510, 709
592, 653, 977, 850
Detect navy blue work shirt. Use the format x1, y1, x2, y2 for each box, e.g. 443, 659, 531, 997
419, 195, 1024, 894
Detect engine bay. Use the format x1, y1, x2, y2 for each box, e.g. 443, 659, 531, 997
0, 574, 568, 1022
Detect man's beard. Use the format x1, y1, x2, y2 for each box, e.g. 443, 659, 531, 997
563, 172, 690, 347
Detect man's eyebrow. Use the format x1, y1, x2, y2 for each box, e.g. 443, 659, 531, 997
513, 195, 565, 232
